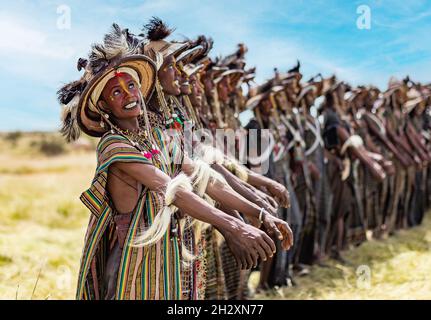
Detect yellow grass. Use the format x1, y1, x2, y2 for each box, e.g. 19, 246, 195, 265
0, 134, 95, 299
1, 133, 430, 299
250, 213, 431, 300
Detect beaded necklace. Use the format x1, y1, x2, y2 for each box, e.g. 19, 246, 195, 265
110, 125, 163, 163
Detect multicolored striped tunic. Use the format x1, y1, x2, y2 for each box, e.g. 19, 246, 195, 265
76, 132, 183, 300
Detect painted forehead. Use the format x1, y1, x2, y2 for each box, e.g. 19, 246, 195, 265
103, 73, 135, 93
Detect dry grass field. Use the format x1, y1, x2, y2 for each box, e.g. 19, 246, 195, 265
0, 132, 430, 300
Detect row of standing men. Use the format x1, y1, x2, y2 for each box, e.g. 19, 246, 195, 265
59, 19, 431, 299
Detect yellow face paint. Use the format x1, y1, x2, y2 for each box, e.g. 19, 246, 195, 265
118, 76, 130, 96
109, 75, 132, 101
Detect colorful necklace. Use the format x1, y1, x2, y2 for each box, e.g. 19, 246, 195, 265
115, 127, 161, 161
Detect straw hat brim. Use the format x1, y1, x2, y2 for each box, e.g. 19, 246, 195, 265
77, 55, 157, 138
403, 97, 424, 114
214, 69, 244, 84
246, 91, 271, 110
176, 45, 204, 65
183, 64, 205, 77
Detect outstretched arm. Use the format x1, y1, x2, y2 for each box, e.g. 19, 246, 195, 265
111, 161, 278, 269
246, 170, 290, 208
181, 158, 293, 250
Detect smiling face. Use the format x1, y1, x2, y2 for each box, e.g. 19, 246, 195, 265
158, 55, 181, 96
98, 73, 142, 121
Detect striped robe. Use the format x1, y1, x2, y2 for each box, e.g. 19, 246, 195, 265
76, 132, 183, 300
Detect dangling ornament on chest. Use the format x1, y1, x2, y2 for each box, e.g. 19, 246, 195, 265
166, 113, 184, 131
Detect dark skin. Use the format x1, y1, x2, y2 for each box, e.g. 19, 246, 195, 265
159, 67, 293, 247
202, 71, 215, 99
188, 75, 283, 213
259, 98, 273, 117
178, 69, 192, 96
98, 75, 292, 269
189, 74, 204, 109
158, 55, 181, 96
188, 76, 280, 214
217, 76, 231, 104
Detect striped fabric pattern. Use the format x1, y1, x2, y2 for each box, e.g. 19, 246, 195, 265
76, 132, 183, 300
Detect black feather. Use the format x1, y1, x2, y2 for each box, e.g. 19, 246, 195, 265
77, 58, 88, 71
288, 60, 301, 73
89, 43, 108, 74
60, 112, 80, 143
57, 80, 86, 105
143, 17, 174, 41
124, 28, 140, 47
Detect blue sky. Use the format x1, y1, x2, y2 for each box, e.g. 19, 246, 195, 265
0, 0, 430, 131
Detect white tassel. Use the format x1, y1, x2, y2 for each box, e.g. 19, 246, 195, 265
132, 173, 192, 247
198, 145, 225, 165
192, 158, 231, 192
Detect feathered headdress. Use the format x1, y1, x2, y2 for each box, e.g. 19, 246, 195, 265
58, 23, 143, 142
287, 60, 301, 74
89, 23, 140, 74
141, 16, 174, 41
57, 64, 88, 142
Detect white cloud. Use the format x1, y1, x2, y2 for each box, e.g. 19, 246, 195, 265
0, 14, 75, 60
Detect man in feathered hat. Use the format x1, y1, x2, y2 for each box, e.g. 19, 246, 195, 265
58, 23, 289, 300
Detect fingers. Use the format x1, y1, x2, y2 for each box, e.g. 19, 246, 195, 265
273, 223, 284, 241
234, 254, 243, 269
279, 222, 294, 250
259, 232, 276, 256
286, 225, 294, 248
267, 196, 278, 208
254, 242, 268, 262
280, 190, 290, 208
244, 253, 254, 269
264, 218, 283, 240
239, 254, 247, 270
250, 250, 259, 268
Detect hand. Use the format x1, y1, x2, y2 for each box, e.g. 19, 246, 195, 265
261, 213, 294, 251
267, 181, 290, 208
220, 221, 276, 270
250, 186, 279, 211
255, 198, 278, 217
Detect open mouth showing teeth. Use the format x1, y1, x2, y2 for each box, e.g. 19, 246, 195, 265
182, 81, 190, 86
124, 101, 137, 110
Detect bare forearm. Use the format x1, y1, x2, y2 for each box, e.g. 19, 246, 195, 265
174, 189, 241, 232
246, 170, 272, 189
337, 126, 386, 181
205, 179, 261, 220
211, 163, 266, 206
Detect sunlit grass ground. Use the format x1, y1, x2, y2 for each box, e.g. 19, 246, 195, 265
1, 133, 430, 299
249, 211, 431, 300
0, 133, 95, 299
